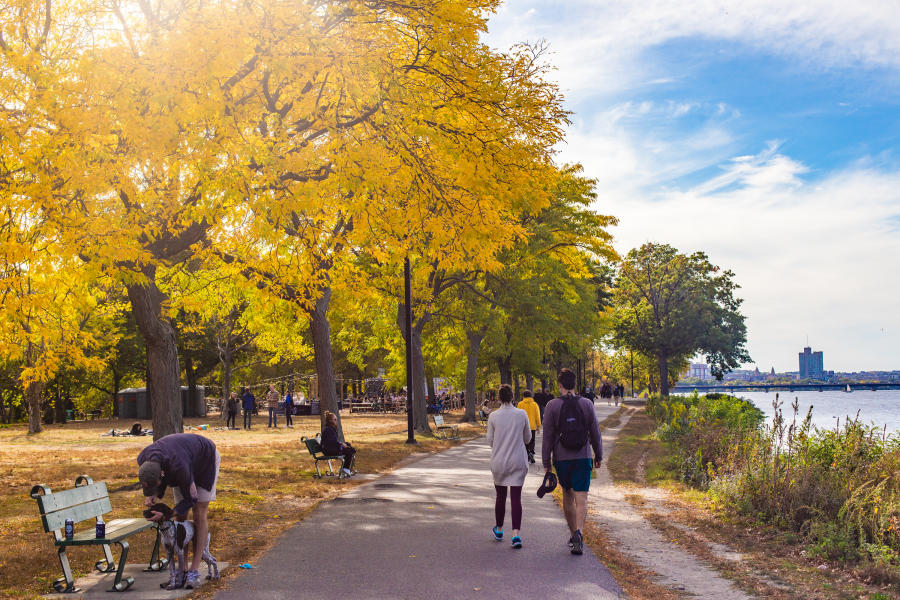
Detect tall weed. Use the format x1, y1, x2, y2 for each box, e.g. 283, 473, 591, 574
654, 393, 899, 576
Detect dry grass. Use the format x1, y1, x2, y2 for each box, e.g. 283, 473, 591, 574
0, 413, 480, 599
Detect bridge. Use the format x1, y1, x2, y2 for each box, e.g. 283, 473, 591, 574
671, 382, 900, 393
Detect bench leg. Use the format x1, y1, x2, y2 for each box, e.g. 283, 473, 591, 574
108, 541, 135, 592
96, 543, 116, 572
144, 526, 169, 572
53, 547, 80, 593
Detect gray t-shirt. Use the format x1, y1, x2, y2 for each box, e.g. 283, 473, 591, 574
541, 394, 603, 469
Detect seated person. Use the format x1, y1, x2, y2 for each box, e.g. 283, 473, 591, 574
479, 400, 491, 419
321, 411, 356, 476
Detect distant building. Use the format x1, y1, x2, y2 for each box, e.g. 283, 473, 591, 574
798, 346, 825, 379
688, 363, 710, 380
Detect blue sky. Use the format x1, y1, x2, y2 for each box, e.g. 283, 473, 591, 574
486, 0, 900, 372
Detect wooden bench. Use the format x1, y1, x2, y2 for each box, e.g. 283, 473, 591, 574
301, 435, 349, 479
30, 475, 167, 593
432, 414, 459, 439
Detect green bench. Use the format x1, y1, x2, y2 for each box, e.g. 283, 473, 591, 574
301, 435, 349, 479
30, 474, 167, 593
432, 414, 460, 439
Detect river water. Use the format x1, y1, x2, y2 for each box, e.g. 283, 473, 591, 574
733, 390, 900, 435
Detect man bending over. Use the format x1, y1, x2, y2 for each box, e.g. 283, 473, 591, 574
139, 433, 220, 588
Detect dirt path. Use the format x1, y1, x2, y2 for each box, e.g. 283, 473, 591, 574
589, 408, 753, 599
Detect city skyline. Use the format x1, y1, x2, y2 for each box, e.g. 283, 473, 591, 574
486, 1, 900, 372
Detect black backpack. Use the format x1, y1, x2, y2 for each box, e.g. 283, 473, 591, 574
557, 394, 589, 450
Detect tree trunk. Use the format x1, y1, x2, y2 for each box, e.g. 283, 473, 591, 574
425, 365, 437, 405
396, 302, 431, 434
513, 373, 520, 401
498, 355, 512, 386
221, 347, 233, 423
127, 268, 183, 440
26, 380, 43, 434
111, 367, 121, 417
184, 352, 196, 419
410, 321, 430, 434
309, 287, 344, 440
658, 354, 670, 397
525, 373, 534, 394
463, 329, 484, 422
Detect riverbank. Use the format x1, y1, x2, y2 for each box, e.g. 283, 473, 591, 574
601, 397, 898, 599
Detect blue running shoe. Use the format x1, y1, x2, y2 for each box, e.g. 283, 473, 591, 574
492, 526, 503, 541
511, 535, 522, 549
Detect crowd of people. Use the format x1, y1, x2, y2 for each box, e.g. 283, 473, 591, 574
135, 368, 609, 590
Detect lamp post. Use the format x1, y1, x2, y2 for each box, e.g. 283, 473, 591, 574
630, 349, 635, 399
404, 256, 417, 444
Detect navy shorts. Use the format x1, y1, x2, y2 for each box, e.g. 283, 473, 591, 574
554, 458, 593, 492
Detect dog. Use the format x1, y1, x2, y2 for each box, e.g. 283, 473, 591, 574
144, 503, 218, 590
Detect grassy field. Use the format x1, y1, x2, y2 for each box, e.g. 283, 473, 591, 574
0, 412, 481, 598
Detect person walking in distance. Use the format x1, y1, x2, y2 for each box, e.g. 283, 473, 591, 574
241, 387, 255, 430
517, 390, 542, 464
487, 384, 532, 549
266, 384, 280, 428
283, 389, 294, 428
542, 368, 603, 555
225, 392, 239, 429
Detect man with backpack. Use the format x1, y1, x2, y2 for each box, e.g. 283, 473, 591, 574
541, 368, 603, 555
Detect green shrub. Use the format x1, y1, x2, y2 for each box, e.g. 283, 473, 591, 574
651, 393, 899, 575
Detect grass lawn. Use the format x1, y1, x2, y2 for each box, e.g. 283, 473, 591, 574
0, 412, 481, 598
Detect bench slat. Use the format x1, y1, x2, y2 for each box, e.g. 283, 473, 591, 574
42, 497, 112, 532
56, 518, 154, 546
36, 482, 108, 514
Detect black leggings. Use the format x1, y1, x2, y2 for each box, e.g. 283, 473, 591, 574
226, 411, 236, 428
494, 485, 522, 530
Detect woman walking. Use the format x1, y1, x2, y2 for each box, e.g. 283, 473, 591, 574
225, 392, 239, 429
486, 384, 532, 549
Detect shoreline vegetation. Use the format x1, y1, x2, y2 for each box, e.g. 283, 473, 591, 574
641, 392, 899, 595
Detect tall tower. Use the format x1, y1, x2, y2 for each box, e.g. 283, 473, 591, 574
798, 346, 812, 378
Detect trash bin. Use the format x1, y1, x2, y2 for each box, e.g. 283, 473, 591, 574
65, 409, 74, 422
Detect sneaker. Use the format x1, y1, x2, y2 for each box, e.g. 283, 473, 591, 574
183, 570, 201, 589
511, 535, 522, 549
567, 534, 575, 549
492, 526, 503, 541
570, 530, 583, 555
340, 468, 352, 477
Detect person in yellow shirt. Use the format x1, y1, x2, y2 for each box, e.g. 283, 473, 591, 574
517, 390, 542, 464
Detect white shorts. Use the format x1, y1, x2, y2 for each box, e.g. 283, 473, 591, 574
173, 449, 220, 505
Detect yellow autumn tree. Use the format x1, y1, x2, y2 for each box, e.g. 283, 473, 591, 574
3, 0, 566, 438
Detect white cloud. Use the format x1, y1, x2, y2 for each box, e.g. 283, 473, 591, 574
487, 1, 900, 371
487, 0, 900, 99
605, 154, 900, 372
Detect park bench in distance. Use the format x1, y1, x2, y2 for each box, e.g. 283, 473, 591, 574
301, 435, 351, 479
477, 410, 488, 428
30, 475, 167, 593
432, 414, 460, 439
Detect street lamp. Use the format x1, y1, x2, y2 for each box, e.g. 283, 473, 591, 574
630, 349, 635, 399
404, 256, 417, 444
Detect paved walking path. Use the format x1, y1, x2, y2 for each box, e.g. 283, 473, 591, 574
216, 405, 624, 600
